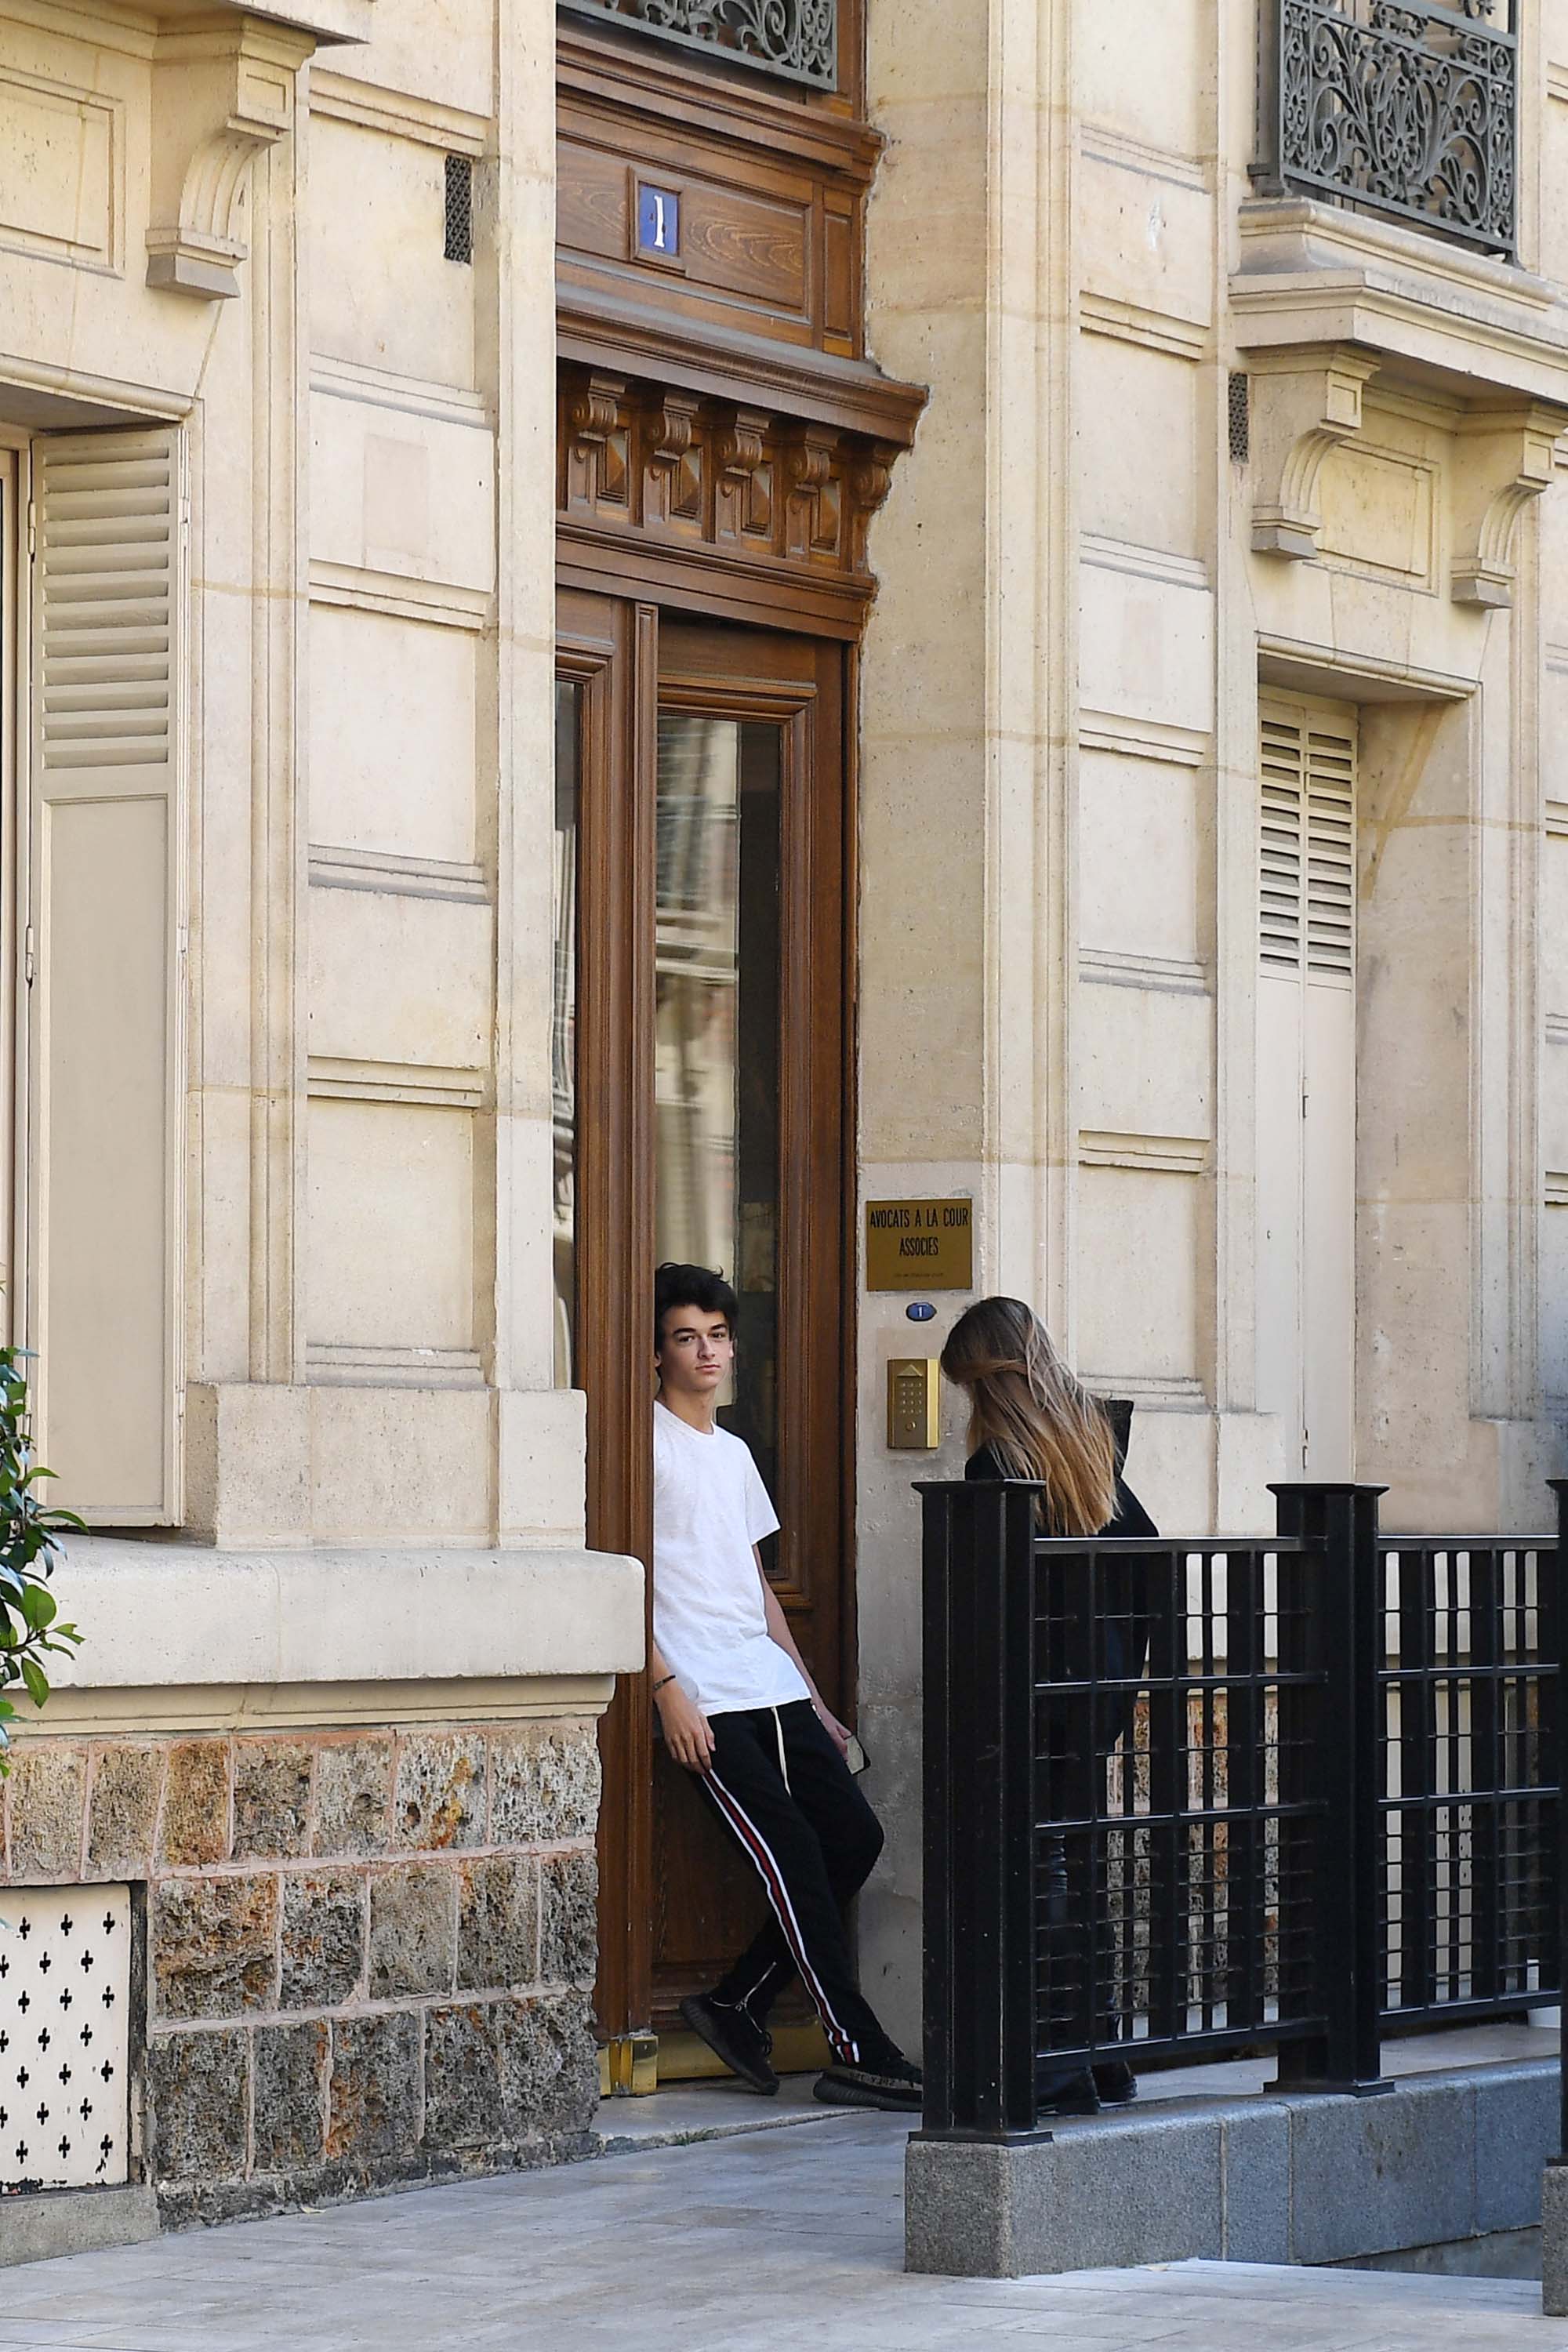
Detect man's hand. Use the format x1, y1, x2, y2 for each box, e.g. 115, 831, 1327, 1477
812, 1697, 851, 1761
656, 1679, 715, 1773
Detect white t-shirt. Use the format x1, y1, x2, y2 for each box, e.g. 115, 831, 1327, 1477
652, 1399, 809, 1715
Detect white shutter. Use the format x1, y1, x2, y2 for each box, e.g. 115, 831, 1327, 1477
1305, 725, 1355, 984
1255, 694, 1357, 1475
1259, 712, 1304, 971
27, 430, 183, 1523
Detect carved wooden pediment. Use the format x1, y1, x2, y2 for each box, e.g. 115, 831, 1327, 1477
557, 361, 913, 633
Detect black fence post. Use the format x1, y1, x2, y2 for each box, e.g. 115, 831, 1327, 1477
1551, 1479, 1568, 2168
916, 1479, 1044, 2143
1271, 1480, 1392, 2094
1249, 0, 1285, 193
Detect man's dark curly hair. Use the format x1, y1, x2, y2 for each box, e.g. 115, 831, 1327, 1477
654, 1261, 739, 1356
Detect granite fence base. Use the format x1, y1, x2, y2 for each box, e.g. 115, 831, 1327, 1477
906, 2061, 1559, 2279
2, 1722, 601, 2230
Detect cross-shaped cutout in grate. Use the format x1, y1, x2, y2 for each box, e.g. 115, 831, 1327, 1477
0, 1887, 129, 2190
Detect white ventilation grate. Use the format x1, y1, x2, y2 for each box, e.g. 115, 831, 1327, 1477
1258, 703, 1356, 989
0, 1886, 131, 2190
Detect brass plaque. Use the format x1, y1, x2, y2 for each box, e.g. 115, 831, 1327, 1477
865, 1197, 973, 1291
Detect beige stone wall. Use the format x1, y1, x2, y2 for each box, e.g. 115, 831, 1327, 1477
857, 0, 1568, 2042
4, 1721, 600, 2220
0, 0, 571, 1552
0, 0, 627, 2201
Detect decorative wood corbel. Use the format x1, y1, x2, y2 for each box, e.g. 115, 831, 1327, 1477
714, 406, 773, 543
1246, 344, 1381, 560
563, 372, 630, 510
846, 439, 898, 574
641, 390, 704, 528
1450, 402, 1568, 608
781, 423, 841, 560
146, 24, 314, 299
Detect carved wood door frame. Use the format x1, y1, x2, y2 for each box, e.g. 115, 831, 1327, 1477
557, 577, 855, 2074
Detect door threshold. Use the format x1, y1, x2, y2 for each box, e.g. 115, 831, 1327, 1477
653, 2020, 829, 2087
592, 2074, 854, 2158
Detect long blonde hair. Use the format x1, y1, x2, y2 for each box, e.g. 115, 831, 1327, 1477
939, 1297, 1117, 1536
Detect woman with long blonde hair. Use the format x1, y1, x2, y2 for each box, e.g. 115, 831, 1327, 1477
939, 1296, 1156, 2115
938, 1295, 1123, 1534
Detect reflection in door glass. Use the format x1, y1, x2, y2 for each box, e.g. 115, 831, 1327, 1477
655, 714, 782, 1515
553, 680, 581, 1387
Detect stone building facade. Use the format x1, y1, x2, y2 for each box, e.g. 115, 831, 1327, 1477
2, 0, 1568, 2235
0, 0, 638, 2248
853, 0, 1568, 2046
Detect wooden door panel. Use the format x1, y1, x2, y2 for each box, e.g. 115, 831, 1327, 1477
561, 593, 851, 2052
650, 620, 848, 2028
559, 587, 657, 2047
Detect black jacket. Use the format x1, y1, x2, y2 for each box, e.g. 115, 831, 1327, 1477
962, 1442, 1156, 1542
964, 1433, 1158, 1751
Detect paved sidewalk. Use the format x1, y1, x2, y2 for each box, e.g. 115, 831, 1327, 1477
3, 2096, 1567, 2352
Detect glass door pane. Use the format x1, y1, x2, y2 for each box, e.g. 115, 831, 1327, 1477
655, 712, 782, 1519
553, 679, 582, 1388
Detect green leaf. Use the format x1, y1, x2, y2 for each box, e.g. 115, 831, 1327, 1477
19, 1583, 54, 1632
0, 1346, 85, 1726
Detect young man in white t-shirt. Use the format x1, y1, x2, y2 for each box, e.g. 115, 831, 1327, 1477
650, 1261, 921, 2111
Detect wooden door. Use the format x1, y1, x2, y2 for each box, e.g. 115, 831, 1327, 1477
556, 594, 854, 2054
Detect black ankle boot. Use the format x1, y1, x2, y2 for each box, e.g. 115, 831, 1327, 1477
1091, 2059, 1138, 2105
1036, 2065, 1100, 2116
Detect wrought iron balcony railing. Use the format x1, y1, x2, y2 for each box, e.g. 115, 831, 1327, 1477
1257, 0, 1519, 262
560, 0, 837, 92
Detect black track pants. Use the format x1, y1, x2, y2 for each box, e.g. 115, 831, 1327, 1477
698, 1697, 894, 2068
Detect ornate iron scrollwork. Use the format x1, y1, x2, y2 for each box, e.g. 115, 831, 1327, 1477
1269, 0, 1517, 259
561, 0, 837, 91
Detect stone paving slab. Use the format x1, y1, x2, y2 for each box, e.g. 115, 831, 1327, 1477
593, 2069, 842, 2151
2, 2106, 1567, 2351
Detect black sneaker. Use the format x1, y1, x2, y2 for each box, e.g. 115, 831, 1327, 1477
1036, 2066, 1100, 2117
679, 1992, 779, 2096
1092, 2059, 1138, 2107
812, 2053, 923, 2112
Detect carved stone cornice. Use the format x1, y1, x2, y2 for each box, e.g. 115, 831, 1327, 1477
558, 365, 916, 634
146, 19, 314, 299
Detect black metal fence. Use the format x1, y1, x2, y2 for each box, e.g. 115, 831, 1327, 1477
919, 1479, 1563, 2141
1378, 1533, 1559, 2025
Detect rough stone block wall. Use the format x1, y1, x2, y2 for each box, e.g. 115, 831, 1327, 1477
0, 1721, 601, 2223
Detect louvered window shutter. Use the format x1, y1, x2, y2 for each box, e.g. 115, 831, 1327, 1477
1258, 703, 1356, 987
28, 430, 183, 1523
1259, 712, 1305, 972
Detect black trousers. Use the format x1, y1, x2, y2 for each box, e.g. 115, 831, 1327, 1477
699, 1697, 893, 2068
